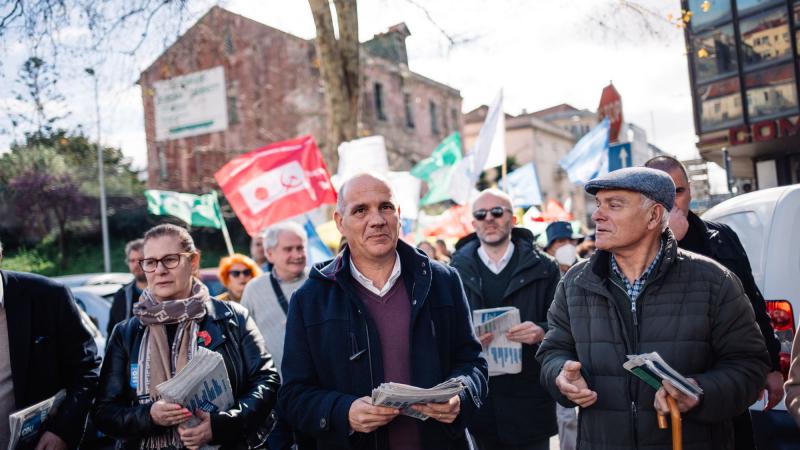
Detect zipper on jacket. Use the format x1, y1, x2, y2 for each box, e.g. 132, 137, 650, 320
358, 308, 379, 450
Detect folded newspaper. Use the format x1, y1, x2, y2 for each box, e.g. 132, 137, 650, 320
7, 389, 66, 450
623, 352, 704, 401
156, 347, 234, 450
473, 307, 522, 376
371, 379, 465, 420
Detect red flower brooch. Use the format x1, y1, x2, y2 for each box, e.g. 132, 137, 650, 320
197, 331, 211, 346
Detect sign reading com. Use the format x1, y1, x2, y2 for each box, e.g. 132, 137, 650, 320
154, 66, 229, 141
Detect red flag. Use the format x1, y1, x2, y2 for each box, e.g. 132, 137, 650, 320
215, 135, 337, 236
598, 82, 623, 144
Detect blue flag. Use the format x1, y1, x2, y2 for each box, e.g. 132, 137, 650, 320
560, 118, 610, 184
303, 218, 333, 265
499, 162, 543, 208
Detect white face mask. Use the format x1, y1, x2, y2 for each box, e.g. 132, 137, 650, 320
555, 244, 577, 266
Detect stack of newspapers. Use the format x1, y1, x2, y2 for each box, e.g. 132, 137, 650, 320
371, 379, 465, 420
473, 306, 522, 376
156, 347, 234, 450
623, 352, 704, 401
7, 389, 65, 450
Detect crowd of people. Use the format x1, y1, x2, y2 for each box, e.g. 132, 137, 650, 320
0, 156, 799, 450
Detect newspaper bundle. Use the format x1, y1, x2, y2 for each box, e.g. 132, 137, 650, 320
7, 389, 65, 450
623, 352, 704, 401
473, 307, 522, 376
371, 379, 465, 420
156, 347, 234, 450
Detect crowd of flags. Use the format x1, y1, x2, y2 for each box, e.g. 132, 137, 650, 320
143, 88, 618, 260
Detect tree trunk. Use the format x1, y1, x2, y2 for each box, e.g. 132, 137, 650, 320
308, 0, 360, 172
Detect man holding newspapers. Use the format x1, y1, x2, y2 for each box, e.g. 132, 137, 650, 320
279, 173, 488, 450
451, 188, 561, 450
0, 240, 101, 449
536, 167, 770, 450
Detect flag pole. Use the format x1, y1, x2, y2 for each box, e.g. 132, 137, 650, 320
501, 159, 508, 193
213, 191, 235, 256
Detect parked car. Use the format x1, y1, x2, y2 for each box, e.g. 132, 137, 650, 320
78, 307, 106, 359
703, 183, 800, 450
71, 286, 114, 339
53, 272, 133, 288
199, 267, 226, 297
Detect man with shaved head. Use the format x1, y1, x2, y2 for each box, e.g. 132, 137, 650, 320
451, 188, 561, 450
279, 173, 488, 450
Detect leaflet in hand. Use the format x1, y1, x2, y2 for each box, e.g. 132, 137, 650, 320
7, 389, 66, 450
623, 352, 704, 401
156, 347, 234, 450
473, 307, 522, 376
371, 379, 465, 421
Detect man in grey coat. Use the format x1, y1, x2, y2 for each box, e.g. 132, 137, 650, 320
537, 167, 770, 450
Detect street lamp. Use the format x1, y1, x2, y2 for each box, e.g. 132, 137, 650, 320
85, 67, 111, 273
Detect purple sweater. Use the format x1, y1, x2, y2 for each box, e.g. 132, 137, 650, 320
353, 278, 421, 450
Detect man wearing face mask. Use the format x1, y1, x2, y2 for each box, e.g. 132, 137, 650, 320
541, 221, 583, 450
452, 188, 561, 450
543, 221, 583, 275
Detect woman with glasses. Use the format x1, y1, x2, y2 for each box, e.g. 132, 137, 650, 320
92, 224, 279, 450
217, 254, 261, 302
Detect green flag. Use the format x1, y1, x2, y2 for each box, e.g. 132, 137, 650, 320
411, 132, 462, 205
144, 189, 224, 229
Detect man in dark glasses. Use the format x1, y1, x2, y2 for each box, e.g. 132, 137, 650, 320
451, 188, 561, 450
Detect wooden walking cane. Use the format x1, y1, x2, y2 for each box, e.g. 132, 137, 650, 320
657, 395, 682, 450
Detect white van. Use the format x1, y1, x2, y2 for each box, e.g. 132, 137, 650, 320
703, 183, 800, 449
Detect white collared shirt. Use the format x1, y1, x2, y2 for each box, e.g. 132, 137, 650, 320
350, 252, 402, 297
477, 242, 515, 274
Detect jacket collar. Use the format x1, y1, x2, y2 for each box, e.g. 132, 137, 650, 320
577, 229, 680, 297
313, 240, 434, 312
452, 228, 549, 290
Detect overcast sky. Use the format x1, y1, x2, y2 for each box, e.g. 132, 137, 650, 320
1, 0, 725, 190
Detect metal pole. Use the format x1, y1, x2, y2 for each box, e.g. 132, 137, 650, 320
722, 147, 734, 195
87, 68, 111, 272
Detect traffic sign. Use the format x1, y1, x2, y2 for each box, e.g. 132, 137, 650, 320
608, 142, 632, 172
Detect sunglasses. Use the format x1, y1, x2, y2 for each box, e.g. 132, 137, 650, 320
229, 269, 253, 278
472, 206, 512, 221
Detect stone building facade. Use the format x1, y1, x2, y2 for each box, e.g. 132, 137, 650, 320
139, 7, 462, 192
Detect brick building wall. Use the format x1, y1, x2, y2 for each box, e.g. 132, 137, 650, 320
140, 7, 462, 192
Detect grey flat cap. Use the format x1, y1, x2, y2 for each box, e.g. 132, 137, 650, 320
584, 167, 675, 210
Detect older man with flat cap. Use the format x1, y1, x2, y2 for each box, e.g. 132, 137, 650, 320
536, 167, 770, 450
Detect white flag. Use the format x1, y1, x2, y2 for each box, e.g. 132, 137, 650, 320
475, 89, 506, 171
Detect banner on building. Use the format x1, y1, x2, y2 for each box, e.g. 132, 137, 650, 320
214, 135, 337, 236
154, 66, 229, 141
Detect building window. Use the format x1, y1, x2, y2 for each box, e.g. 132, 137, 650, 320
430, 101, 440, 135
451, 108, 459, 131
696, 76, 743, 132
225, 31, 235, 54
739, 8, 791, 69
688, 0, 731, 31
227, 96, 239, 125
692, 25, 738, 82
374, 82, 387, 121
443, 105, 449, 132
745, 63, 799, 120
404, 93, 415, 128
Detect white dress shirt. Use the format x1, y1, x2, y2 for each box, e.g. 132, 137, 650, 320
477, 242, 515, 274
350, 252, 402, 297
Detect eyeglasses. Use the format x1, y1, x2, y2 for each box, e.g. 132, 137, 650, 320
472, 206, 512, 221
138, 253, 194, 273
229, 269, 253, 278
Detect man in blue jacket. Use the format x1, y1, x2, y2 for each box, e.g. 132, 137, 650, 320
279, 173, 488, 450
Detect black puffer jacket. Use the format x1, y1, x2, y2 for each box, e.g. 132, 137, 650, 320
92, 298, 280, 449
451, 228, 560, 445
537, 231, 770, 450
680, 211, 781, 371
